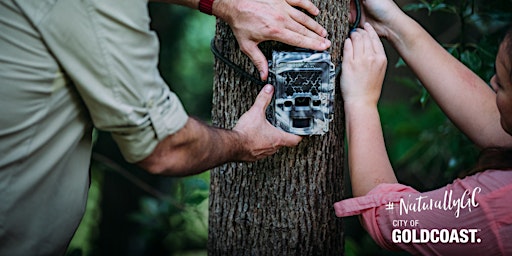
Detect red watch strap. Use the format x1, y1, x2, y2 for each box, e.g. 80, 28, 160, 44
198, 0, 214, 15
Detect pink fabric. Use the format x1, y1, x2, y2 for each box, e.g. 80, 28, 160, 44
334, 170, 512, 255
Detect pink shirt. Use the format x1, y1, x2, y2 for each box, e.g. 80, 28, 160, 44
334, 170, 512, 255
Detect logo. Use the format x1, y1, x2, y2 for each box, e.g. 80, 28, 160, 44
387, 187, 482, 244
391, 228, 481, 244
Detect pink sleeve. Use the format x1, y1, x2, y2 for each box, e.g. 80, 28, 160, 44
333, 183, 418, 217
333, 170, 512, 255
333, 183, 419, 250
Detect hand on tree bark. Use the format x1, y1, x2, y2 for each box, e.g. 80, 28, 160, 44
213, 0, 331, 81
234, 84, 302, 161
340, 23, 387, 107
349, 0, 404, 39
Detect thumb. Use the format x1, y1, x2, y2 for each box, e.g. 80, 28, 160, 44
277, 130, 303, 147
250, 84, 274, 113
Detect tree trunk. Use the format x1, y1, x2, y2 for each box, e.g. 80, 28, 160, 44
208, 1, 350, 254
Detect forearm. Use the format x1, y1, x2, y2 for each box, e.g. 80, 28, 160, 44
339, 23, 396, 197
138, 118, 246, 176
384, 14, 512, 148
137, 84, 301, 176
345, 102, 397, 197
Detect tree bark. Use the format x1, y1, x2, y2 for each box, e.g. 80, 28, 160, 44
208, 1, 350, 254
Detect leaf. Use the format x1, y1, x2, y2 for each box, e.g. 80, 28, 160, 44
419, 88, 430, 107
140, 197, 160, 216
403, 0, 457, 15
403, 3, 431, 13
460, 50, 482, 71
395, 57, 407, 68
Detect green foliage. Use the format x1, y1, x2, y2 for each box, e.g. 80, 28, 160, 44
130, 173, 210, 254
158, 6, 216, 120
385, 0, 510, 190
403, 0, 458, 15
66, 163, 104, 256
380, 101, 479, 190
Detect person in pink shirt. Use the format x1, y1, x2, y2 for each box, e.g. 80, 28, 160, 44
334, 1, 512, 255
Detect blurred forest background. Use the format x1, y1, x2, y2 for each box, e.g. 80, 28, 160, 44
65, 0, 511, 255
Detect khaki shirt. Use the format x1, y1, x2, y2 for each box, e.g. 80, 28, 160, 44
0, 0, 188, 254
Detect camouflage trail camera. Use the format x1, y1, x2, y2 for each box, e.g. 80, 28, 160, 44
267, 50, 335, 135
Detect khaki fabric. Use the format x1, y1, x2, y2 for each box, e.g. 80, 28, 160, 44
0, 0, 188, 254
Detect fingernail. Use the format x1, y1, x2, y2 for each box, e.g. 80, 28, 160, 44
326, 39, 331, 47
264, 84, 273, 94
321, 39, 331, 49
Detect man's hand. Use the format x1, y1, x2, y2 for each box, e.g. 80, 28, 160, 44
234, 84, 302, 161
213, 0, 331, 81
138, 84, 301, 176
152, 0, 331, 80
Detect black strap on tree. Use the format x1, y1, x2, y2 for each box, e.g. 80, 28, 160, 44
210, 0, 362, 86
352, 0, 361, 32
210, 39, 267, 86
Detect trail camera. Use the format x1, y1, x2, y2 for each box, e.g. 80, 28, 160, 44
267, 50, 335, 135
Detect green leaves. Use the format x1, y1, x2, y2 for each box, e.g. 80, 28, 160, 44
403, 0, 457, 15
130, 175, 209, 252
460, 50, 482, 71
385, 0, 507, 190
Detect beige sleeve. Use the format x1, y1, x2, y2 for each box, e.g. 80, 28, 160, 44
37, 0, 189, 162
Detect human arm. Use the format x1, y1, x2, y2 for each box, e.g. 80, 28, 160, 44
153, 0, 331, 81
341, 23, 397, 197
41, 0, 300, 177
334, 170, 512, 255
349, 0, 512, 149
137, 84, 302, 176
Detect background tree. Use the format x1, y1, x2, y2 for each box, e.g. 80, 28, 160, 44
208, 0, 350, 254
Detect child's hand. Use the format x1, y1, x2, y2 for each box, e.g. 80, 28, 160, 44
349, 0, 404, 39
340, 22, 387, 107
